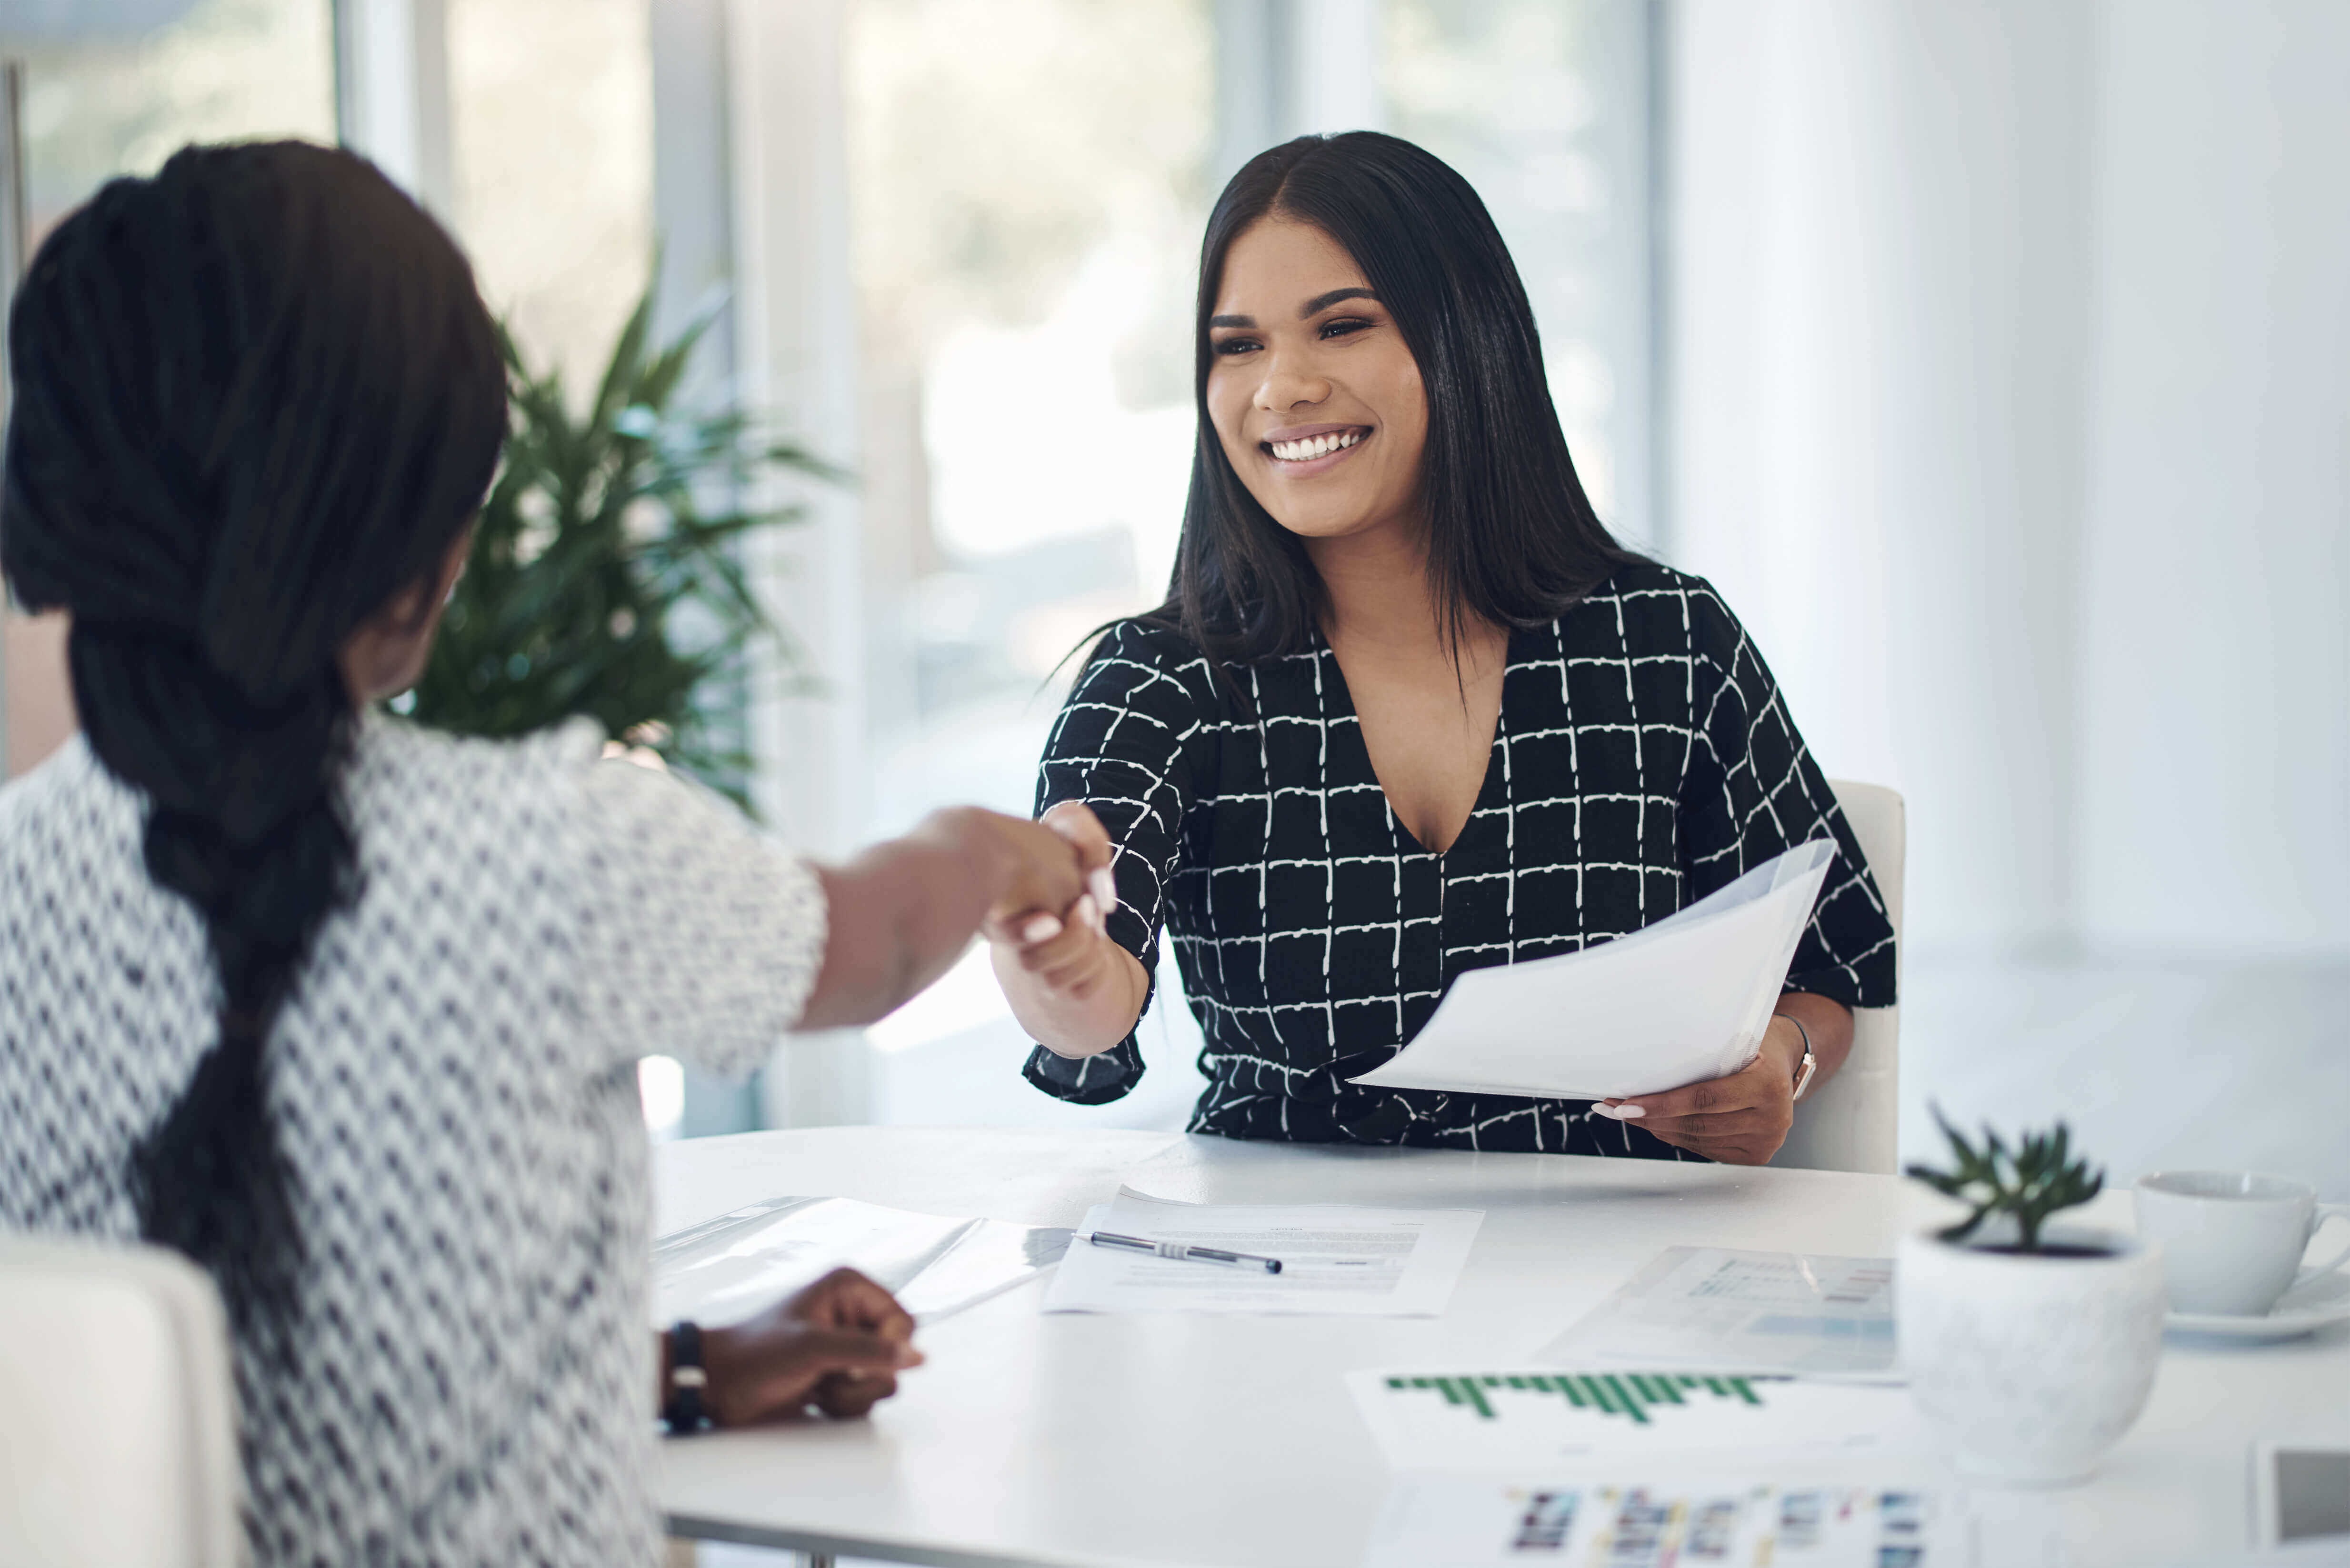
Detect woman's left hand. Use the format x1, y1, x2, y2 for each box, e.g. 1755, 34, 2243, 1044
1592, 1018, 1807, 1166
700, 1268, 924, 1425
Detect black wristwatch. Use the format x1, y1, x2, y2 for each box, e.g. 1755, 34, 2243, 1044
662, 1320, 713, 1435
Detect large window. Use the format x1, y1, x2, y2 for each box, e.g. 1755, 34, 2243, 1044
445, 0, 651, 386
1386, 0, 1658, 549
843, 0, 1218, 1128
1, 0, 337, 777
5, 0, 333, 216
846, 0, 1661, 1132
0, 0, 1662, 1139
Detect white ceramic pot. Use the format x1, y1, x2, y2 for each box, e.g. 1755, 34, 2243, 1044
1897, 1222, 2166, 1486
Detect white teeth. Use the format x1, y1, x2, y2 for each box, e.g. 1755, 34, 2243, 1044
1269, 429, 1365, 462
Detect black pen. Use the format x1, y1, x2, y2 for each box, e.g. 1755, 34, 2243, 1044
1087, 1229, 1284, 1274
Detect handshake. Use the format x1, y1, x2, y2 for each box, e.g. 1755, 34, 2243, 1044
955, 800, 1129, 1007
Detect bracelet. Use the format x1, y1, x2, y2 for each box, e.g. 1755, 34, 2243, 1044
1779, 1014, 1818, 1103
662, 1320, 712, 1435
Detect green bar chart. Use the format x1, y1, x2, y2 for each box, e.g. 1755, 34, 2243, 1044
1385, 1371, 1770, 1427
1347, 1367, 1926, 1471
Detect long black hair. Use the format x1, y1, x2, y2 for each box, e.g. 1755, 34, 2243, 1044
1159, 131, 1639, 667
0, 142, 506, 1337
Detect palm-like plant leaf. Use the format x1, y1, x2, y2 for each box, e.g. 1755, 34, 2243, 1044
405, 277, 834, 810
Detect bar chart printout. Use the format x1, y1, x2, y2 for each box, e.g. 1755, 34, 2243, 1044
1395, 1371, 1766, 1425
1346, 1368, 1933, 1471
1361, 1476, 1953, 1567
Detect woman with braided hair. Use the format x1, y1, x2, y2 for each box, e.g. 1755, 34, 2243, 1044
0, 141, 1108, 1565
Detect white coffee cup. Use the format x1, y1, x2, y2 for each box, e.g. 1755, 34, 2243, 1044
2133, 1170, 2350, 1318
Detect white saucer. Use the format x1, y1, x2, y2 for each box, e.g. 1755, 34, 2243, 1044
2166, 1268, 2350, 1340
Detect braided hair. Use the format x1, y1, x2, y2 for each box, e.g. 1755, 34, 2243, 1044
0, 142, 505, 1337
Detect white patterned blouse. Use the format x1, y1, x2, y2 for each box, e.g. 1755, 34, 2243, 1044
0, 713, 826, 1567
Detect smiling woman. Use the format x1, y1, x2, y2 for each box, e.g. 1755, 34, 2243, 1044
987, 133, 1900, 1165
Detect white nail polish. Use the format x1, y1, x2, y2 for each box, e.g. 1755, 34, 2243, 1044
1090, 867, 1119, 917
1614, 1105, 1647, 1119
1074, 894, 1102, 934
1021, 915, 1062, 944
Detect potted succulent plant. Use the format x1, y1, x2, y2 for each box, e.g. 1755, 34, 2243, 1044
1897, 1109, 2166, 1486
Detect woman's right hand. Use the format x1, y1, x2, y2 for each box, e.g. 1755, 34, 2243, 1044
987, 802, 1152, 1052
987, 801, 1122, 1001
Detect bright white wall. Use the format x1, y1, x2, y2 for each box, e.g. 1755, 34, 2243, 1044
1669, 0, 2349, 958
2073, 0, 2350, 954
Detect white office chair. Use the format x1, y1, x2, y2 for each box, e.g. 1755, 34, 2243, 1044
0, 1235, 242, 1568
1771, 779, 1906, 1175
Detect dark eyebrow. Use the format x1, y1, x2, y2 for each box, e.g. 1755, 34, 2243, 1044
1301, 287, 1376, 317
1209, 288, 1377, 330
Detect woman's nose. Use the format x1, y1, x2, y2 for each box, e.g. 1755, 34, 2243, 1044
1253, 347, 1329, 412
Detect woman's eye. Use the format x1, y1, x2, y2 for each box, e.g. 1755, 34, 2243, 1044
1320, 317, 1372, 340
1212, 337, 1260, 357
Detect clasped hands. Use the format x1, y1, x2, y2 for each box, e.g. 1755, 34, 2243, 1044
682, 1268, 922, 1426
985, 799, 1134, 1006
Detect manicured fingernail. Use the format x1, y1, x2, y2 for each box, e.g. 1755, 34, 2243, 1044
1021, 914, 1062, 944
1590, 1104, 1620, 1120
1089, 867, 1118, 917
1613, 1105, 1646, 1119
1073, 894, 1102, 934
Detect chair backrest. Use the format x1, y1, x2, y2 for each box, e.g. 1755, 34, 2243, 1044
1771, 779, 1906, 1175
0, 1236, 242, 1568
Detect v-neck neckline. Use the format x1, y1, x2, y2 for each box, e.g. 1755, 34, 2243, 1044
1314, 622, 1526, 860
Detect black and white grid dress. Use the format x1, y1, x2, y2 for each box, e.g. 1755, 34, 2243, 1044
1024, 561, 1897, 1156
0, 714, 825, 1567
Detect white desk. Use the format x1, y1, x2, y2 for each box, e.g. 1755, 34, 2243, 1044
654, 1128, 2350, 1568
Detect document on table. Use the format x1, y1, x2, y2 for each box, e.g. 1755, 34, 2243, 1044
1346, 1367, 1932, 1472
653, 1196, 1070, 1328
1040, 1186, 1483, 1316
1538, 1247, 1900, 1382
1362, 1474, 1957, 1568
1347, 839, 1837, 1102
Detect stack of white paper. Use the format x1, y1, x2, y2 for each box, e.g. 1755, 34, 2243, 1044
1537, 1247, 1900, 1382
653, 1195, 1070, 1327
1042, 1187, 1483, 1317
1348, 839, 1837, 1102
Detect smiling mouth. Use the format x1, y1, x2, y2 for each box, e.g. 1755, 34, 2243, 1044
1265, 429, 1368, 463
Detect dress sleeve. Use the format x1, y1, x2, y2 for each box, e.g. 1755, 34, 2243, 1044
1679, 581, 1898, 1009
1021, 621, 1218, 1105
572, 754, 829, 1078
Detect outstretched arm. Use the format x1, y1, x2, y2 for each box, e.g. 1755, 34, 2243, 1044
796, 805, 1110, 1031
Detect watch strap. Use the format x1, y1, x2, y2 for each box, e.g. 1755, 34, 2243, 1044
663, 1320, 711, 1435
1781, 1014, 1818, 1103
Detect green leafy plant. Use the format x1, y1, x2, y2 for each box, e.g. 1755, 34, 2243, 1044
406, 282, 836, 810
1906, 1106, 2107, 1253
